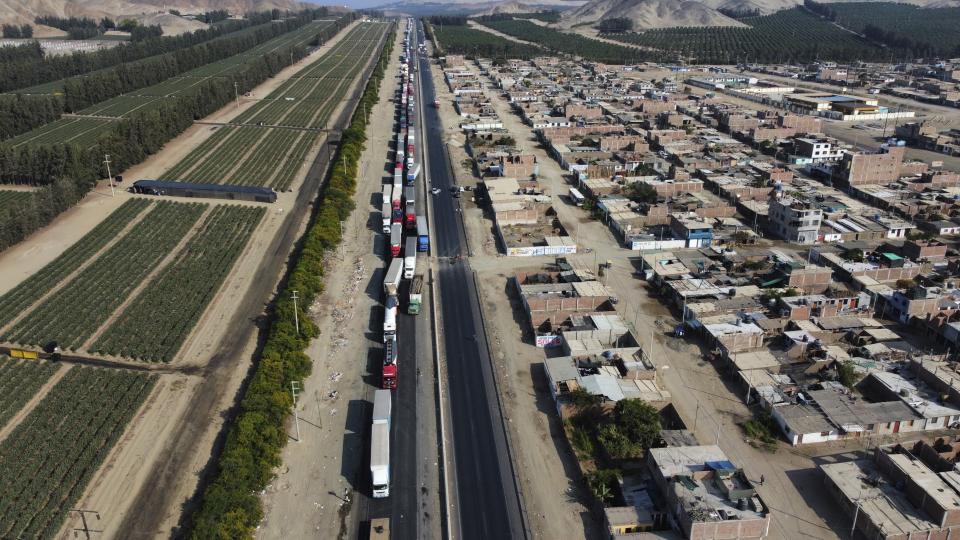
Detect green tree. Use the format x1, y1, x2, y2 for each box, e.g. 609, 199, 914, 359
842, 248, 864, 262
614, 399, 662, 450
837, 361, 861, 388
626, 182, 658, 204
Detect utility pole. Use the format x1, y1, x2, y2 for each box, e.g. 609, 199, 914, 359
71, 509, 103, 539
103, 154, 114, 197
291, 290, 299, 335
234, 81, 240, 109
291, 381, 301, 442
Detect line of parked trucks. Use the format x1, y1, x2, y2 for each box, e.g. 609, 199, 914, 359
369, 19, 422, 510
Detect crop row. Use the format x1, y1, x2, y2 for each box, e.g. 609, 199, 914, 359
0, 366, 156, 539
3, 202, 206, 350
0, 190, 33, 212
609, 8, 889, 63
161, 22, 387, 189
72, 22, 341, 119
233, 23, 388, 127
430, 23, 543, 59
0, 356, 60, 429
92, 205, 266, 362
479, 19, 650, 64
6, 117, 116, 149
0, 199, 151, 328
826, 2, 960, 58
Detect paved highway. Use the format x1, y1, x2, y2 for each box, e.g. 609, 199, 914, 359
416, 22, 527, 540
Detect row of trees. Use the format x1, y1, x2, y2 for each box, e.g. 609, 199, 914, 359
1, 24, 33, 38
614, 8, 892, 64
428, 22, 543, 60
187, 23, 393, 537
0, 94, 63, 139
596, 17, 632, 33
0, 12, 341, 142
1, 9, 331, 93
718, 7, 762, 19
0, 18, 342, 252
60, 17, 320, 112
482, 19, 651, 64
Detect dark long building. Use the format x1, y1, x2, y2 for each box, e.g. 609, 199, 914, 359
131, 180, 277, 203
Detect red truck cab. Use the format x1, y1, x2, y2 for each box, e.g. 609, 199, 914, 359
382, 363, 397, 389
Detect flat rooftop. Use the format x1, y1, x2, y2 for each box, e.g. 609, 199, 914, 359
822, 459, 954, 535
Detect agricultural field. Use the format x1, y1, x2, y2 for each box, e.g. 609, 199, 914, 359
479, 19, 650, 64
2, 202, 206, 350
0, 199, 150, 329
92, 205, 265, 362
0, 200, 263, 361
5, 117, 116, 149
0, 190, 33, 213
232, 22, 388, 128
162, 126, 319, 189
430, 23, 543, 59
5, 20, 341, 143
161, 22, 389, 190
0, 365, 156, 538
0, 356, 60, 429
608, 7, 888, 63
827, 2, 960, 58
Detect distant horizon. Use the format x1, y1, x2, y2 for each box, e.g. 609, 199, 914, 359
308, 0, 389, 9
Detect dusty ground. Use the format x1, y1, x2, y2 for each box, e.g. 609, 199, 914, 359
256, 28, 403, 540
429, 59, 602, 540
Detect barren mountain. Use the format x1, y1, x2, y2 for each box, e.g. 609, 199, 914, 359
472, 1, 548, 15
558, 0, 960, 30
559, 0, 747, 28
0, 0, 308, 30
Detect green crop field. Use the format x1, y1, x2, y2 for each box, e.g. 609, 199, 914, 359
0, 365, 156, 538
233, 22, 388, 128
0, 356, 60, 429
3, 202, 206, 350
0, 200, 264, 361
162, 22, 389, 190
5, 117, 116, 149
431, 23, 543, 59
607, 7, 889, 63
479, 19, 649, 64
92, 205, 265, 362
0, 191, 34, 213
827, 2, 960, 58
0, 199, 150, 330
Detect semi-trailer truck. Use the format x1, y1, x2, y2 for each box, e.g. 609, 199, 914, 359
391, 185, 401, 210
403, 237, 417, 279
383, 258, 403, 297
371, 390, 391, 497
403, 187, 416, 228
416, 216, 429, 252
381, 186, 392, 233
383, 295, 397, 342
389, 223, 402, 257
408, 274, 423, 315
406, 163, 420, 185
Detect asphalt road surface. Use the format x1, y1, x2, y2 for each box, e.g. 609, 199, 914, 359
416, 22, 526, 540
